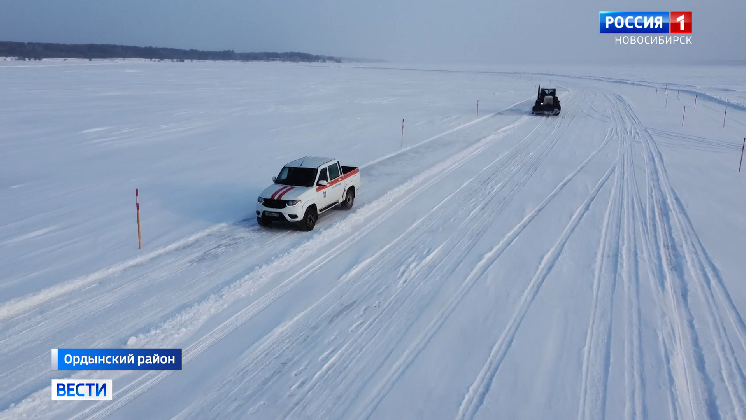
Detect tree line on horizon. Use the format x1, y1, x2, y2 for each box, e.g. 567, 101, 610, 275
0, 41, 342, 63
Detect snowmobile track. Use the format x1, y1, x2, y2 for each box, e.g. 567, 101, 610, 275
621, 93, 746, 420
457, 146, 616, 420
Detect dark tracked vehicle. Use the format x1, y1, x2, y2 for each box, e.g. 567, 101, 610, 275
532, 86, 561, 116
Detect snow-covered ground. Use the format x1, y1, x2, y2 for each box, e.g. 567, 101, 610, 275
1, 60, 745, 420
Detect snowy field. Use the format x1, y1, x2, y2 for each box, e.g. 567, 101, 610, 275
1, 59, 746, 419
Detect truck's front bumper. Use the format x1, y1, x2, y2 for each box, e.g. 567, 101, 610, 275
256, 204, 303, 222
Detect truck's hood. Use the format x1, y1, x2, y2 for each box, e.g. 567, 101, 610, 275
259, 184, 312, 201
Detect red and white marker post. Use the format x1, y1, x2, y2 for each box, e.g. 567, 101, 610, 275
682, 105, 686, 126
136, 189, 142, 249
476, 100, 479, 117
694, 95, 697, 109
739, 138, 745, 173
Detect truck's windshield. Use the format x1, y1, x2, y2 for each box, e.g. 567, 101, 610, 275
275, 166, 317, 187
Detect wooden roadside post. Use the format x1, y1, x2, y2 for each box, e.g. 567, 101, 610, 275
724, 106, 727, 127
401, 119, 404, 149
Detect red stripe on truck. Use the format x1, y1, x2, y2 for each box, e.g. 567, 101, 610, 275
316, 168, 359, 192
277, 187, 294, 199
271, 186, 290, 199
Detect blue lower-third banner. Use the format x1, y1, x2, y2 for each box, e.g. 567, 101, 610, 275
51, 348, 182, 370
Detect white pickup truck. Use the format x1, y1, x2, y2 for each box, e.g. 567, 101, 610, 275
256, 156, 361, 231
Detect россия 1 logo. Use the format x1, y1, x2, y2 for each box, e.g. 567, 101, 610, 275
600, 11, 692, 33
669, 11, 692, 34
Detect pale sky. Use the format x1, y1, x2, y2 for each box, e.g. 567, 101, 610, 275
1, 0, 744, 64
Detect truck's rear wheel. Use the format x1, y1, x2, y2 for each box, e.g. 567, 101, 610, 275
300, 207, 317, 231
340, 188, 355, 210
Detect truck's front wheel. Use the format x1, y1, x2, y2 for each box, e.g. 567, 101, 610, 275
257, 216, 272, 227
300, 207, 317, 231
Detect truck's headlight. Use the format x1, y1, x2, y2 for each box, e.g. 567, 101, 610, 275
257, 197, 264, 204
286, 200, 301, 206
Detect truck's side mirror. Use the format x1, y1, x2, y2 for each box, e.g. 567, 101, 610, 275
317, 180, 328, 187
272, 176, 277, 182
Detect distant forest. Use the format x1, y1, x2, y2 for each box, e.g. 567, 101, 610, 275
0, 41, 342, 63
